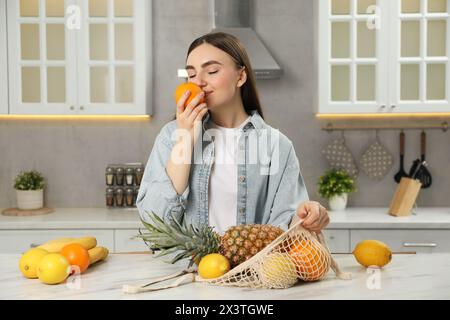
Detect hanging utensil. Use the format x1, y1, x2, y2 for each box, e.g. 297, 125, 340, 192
394, 131, 408, 183
415, 131, 432, 188
360, 130, 393, 181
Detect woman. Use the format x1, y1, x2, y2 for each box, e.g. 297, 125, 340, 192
136, 32, 329, 234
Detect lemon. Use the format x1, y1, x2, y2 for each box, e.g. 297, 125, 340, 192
36, 253, 71, 285
198, 253, 230, 279
19, 248, 49, 279
353, 240, 392, 268
260, 253, 298, 288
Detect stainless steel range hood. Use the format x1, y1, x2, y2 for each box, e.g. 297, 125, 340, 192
212, 0, 283, 79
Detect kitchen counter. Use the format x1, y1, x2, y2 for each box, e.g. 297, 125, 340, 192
1, 252, 449, 299
1, 207, 450, 230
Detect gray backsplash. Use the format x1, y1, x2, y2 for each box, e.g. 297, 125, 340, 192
1, 0, 449, 208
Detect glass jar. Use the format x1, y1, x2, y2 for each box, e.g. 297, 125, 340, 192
135, 166, 144, 186
106, 187, 114, 207
105, 167, 115, 186
125, 167, 135, 186
125, 187, 135, 206
116, 167, 124, 185
115, 188, 124, 207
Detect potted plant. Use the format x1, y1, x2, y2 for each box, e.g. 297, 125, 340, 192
14, 170, 45, 210
318, 169, 356, 211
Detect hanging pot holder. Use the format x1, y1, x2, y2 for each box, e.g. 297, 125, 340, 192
321, 132, 359, 178
359, 131, 393, 181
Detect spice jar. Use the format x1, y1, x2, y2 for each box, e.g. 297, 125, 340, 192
125, 188, 135, 206
135, 166, 144, 186
106, 187, 114, 207
115, 188, 124, 207
116, 167, 124, 185
106, 167, 115, 186
125, 167, 135, 186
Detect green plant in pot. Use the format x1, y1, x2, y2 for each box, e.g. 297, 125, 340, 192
318, 169, 356, 211
14, 170, 45, 210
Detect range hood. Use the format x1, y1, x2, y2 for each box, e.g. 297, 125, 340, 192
212, 0, 283, 79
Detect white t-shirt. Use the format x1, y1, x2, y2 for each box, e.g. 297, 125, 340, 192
208, 116, 251, 234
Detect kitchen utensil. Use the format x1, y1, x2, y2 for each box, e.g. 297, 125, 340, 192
360, 131, 393, 181
415, 131, 432, 188
322, 132, 359, 178
408, 158, 421, 178
411, 161, 425, 180
394, 131, 408, 183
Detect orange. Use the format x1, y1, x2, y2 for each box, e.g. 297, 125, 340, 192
174, 82, 205, 108
289, 239, 329, 281
61, 243, 90, 274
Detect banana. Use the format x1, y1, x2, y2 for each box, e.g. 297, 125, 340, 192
88, 246, 109, 265
46, 237, 74, 244
37, 236, 97, 253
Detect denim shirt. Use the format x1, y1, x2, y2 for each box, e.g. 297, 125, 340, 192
136, 110, 309, 231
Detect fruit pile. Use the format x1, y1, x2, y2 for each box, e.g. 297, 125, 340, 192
19, 236, 109, 285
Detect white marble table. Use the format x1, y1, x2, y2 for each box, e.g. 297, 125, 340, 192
1, 207, 450, 230
1, 252, 449, 300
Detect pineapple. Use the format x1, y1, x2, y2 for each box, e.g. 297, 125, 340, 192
138, 211, 284, 268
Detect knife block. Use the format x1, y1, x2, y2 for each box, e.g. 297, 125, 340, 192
388, 177, 422, 217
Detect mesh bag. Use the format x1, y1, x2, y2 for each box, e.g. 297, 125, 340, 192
123, 219, 351, 294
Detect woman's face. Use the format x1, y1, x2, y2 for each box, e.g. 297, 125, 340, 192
185, 43, 246, 110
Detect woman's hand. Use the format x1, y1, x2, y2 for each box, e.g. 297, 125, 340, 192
296, 201, 329, 233
176, 90, 209, 145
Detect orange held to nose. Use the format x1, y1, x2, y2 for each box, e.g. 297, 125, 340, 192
174, 82, 205, 108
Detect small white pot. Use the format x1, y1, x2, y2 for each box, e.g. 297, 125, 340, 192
328, 193, 348, 211
16, 189, 44, 210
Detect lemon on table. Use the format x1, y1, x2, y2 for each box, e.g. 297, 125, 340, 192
19, 248, 49, 279
353, 240, 392, 268
36, 253, 71, 285
198, 253, 230, 279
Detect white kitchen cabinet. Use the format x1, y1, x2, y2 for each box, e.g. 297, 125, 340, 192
0, 0, 8, 114
350, 229, 450, 253
0, 229, 114, 254
6, 0, 151, 115
318, 0, 450, 114
322, 229, 350, 253
114, 229, 149, 253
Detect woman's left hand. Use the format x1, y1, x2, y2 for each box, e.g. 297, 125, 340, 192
296, 201, 329, 232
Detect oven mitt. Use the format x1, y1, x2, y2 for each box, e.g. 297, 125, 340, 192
322, 138, 358, 178
359, 139, 393, 181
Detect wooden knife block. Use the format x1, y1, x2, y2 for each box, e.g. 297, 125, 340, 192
388, 177, 422, 217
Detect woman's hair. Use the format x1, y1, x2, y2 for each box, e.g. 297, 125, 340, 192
172, 32, 264, 120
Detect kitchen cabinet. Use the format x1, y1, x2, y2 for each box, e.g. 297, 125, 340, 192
350, 229, 450, 253
0, 229, 114, 253
318, 0, 450, 114
6, 0, 151, 115
322, 229, 350, 253
0, 0, 8, 114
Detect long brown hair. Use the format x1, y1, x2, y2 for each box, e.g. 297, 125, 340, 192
173, 32, 264, 120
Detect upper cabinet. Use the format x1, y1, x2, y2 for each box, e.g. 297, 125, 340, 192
0, 1, 8, 114
6, 0, 150, 115
318, 0, 450, 114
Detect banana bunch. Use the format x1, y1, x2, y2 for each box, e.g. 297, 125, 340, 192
36, 236, 109, 265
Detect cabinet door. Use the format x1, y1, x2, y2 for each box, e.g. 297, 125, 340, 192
350, 229, 450, 253
0, 1, 8, 114
0, 229, 114, 254
390, 0, 450, 113
7, 0, 77, 115
114, 229, 149, 253
318, 0, 389, 113
322, 229, 351, 253
77, 0, 148, 115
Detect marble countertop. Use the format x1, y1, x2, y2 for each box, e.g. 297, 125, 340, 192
1, 207, 450, 230
1, 252, 449, 300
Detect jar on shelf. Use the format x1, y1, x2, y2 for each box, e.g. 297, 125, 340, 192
106, 187, 114, 207
115, 188, 124, 207
125, 188, 135, 207
135, 166, 144, 186
106, 167, 115, 186
125, 167, 135, 186
116, 167, 125, 186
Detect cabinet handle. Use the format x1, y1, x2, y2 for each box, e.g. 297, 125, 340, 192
70, 106, 75, 110
80, 106, 85, 111
403, 242, 437, 248
380, 105, 386, 109
329, 236, 335, 240
390, 105, 396, 109
30, 243, 41, 248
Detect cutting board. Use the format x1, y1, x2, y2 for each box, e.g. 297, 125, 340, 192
1, 207, 54, 216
